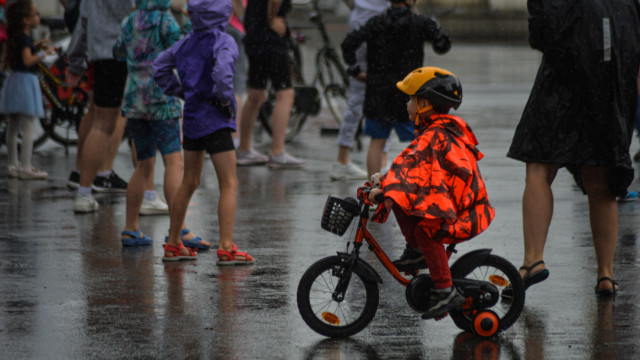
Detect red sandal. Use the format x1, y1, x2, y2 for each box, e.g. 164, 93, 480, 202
162, 242, 198, 262
217, 243, 255, 266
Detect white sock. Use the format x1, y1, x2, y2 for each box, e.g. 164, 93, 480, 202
78, 186, 92, 198
97, 170, 112, 178
144, 190, 156, 201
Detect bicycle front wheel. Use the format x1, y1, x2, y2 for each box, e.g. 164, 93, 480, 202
297, 256, 379, 338
315, 50, 348, 125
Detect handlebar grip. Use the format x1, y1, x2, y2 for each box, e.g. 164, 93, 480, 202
374, 193, 385, 204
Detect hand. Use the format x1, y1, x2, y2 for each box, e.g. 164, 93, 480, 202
368, 188, 383, 204
66, 72, 81, 86
35, 39, 50, 49
270, 16, 287, 37
355, 72, 367, 82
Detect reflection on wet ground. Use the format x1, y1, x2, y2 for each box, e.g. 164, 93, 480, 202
2, 41, 640, 359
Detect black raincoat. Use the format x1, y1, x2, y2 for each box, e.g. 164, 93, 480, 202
341, 5, 450, 124
508, 0, 640, 196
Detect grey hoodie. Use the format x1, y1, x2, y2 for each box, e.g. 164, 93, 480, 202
67, 0, 133, 75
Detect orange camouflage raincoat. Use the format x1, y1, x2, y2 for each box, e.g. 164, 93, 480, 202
375, 114, 495, 244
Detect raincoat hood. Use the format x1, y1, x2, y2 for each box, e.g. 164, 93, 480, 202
135, 0, 170, 11
188, 0, 232, 32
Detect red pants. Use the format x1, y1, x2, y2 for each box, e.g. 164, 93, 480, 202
392, 205, 452, 289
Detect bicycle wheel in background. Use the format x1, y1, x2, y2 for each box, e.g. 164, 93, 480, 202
258, 92, 308, 143
315, 49, 348, 125
40, 86, 86, 147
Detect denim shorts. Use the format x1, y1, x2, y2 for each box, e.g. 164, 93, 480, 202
363, 117, 415, 141
128, 118, 181, 161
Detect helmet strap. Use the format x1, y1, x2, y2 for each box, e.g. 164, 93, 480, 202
413, 102, 433, 136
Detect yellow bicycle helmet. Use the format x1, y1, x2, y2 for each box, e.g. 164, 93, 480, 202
397, 66, 462, 113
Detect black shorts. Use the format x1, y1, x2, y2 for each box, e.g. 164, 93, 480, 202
246, 50, 292, 90
92, 59, 127, 108
182, 128, 235, 154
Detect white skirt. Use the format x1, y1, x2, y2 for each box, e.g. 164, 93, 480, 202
0, 71, 45, 118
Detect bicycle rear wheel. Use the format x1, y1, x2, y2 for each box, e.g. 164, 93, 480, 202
41, 87, 86, 146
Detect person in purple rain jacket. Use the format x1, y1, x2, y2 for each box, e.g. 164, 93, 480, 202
153, 0, 254, 264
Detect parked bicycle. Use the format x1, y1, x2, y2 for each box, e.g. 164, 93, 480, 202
296, 188, 526, 338
258, 0, 349, 143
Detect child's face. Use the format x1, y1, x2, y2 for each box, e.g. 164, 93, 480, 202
407, 96, 418, 120
24, 4, 40, 29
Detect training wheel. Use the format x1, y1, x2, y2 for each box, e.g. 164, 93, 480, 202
473, 310, 499, 337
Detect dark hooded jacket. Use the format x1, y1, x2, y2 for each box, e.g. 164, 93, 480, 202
341, 5, 450, 124
508, 0, 640, 196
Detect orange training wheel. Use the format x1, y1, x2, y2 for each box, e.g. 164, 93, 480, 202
473, 311, 499, 337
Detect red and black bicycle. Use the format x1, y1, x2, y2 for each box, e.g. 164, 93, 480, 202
296, 187, 525, 338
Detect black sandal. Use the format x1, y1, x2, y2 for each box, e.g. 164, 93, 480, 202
595, 277, 618, 297
521, 260, 549, 289
501, 260, 549, 299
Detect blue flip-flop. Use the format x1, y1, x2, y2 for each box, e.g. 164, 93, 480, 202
180, 229, 210, 249
121, 230, 153, 246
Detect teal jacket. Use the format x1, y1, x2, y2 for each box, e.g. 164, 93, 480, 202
113, 0, 182, 121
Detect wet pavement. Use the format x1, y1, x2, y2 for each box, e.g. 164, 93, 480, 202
3, 40, 640, 359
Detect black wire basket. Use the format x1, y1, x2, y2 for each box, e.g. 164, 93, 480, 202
320, 196, 360, 236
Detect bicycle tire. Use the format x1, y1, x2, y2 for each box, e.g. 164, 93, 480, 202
258, 92, 308, 143
449, 254, 525, 334
41, 87, 86, 146
297, 256, 379, 338
315, 49, 348, 125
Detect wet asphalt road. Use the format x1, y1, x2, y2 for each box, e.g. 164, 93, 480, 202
2, 40, 640, 359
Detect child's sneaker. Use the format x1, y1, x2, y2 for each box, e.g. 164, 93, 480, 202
93, 171, 128, 192
330, 162, 367, 180
8, 165, 20, 178
421, 287, 465, 319
140, 195, 169, 215
393, 244, 427, 271
74, 194, 99, 213
19, 167, 48, 180
67, 170, 80, 189
236, 148, 268, 166
267, 151, 306, 169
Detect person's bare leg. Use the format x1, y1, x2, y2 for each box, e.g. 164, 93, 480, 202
123, 157, 154, 236
337, 145, 351, 164
103, 115, 127, 172
210, 150, 239, 253
367, 138, 387, 179
74, 92, 94, 170
78, 106, 121, 188
231, 94, 243, 144
270, 87, 294, 156
166, 150, 204, 257
582, 166, 618, 292
521, 162, 559, 276
237, 88, 266, 152
162, 151, 210, 247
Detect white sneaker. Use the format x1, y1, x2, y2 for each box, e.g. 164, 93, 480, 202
140, 195, 169, 215
74, 194, 99, 213
236, 148, 268, 166
267, 151, 306, 169
330, 162, 367, 180
19, 166, 48, 180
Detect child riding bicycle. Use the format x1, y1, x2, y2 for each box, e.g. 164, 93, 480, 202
365, 67, 495, 319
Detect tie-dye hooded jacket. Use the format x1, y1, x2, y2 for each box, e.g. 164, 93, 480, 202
376, 114, 495, 244
153, 0, 237, 139
113, 0, 182, 121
